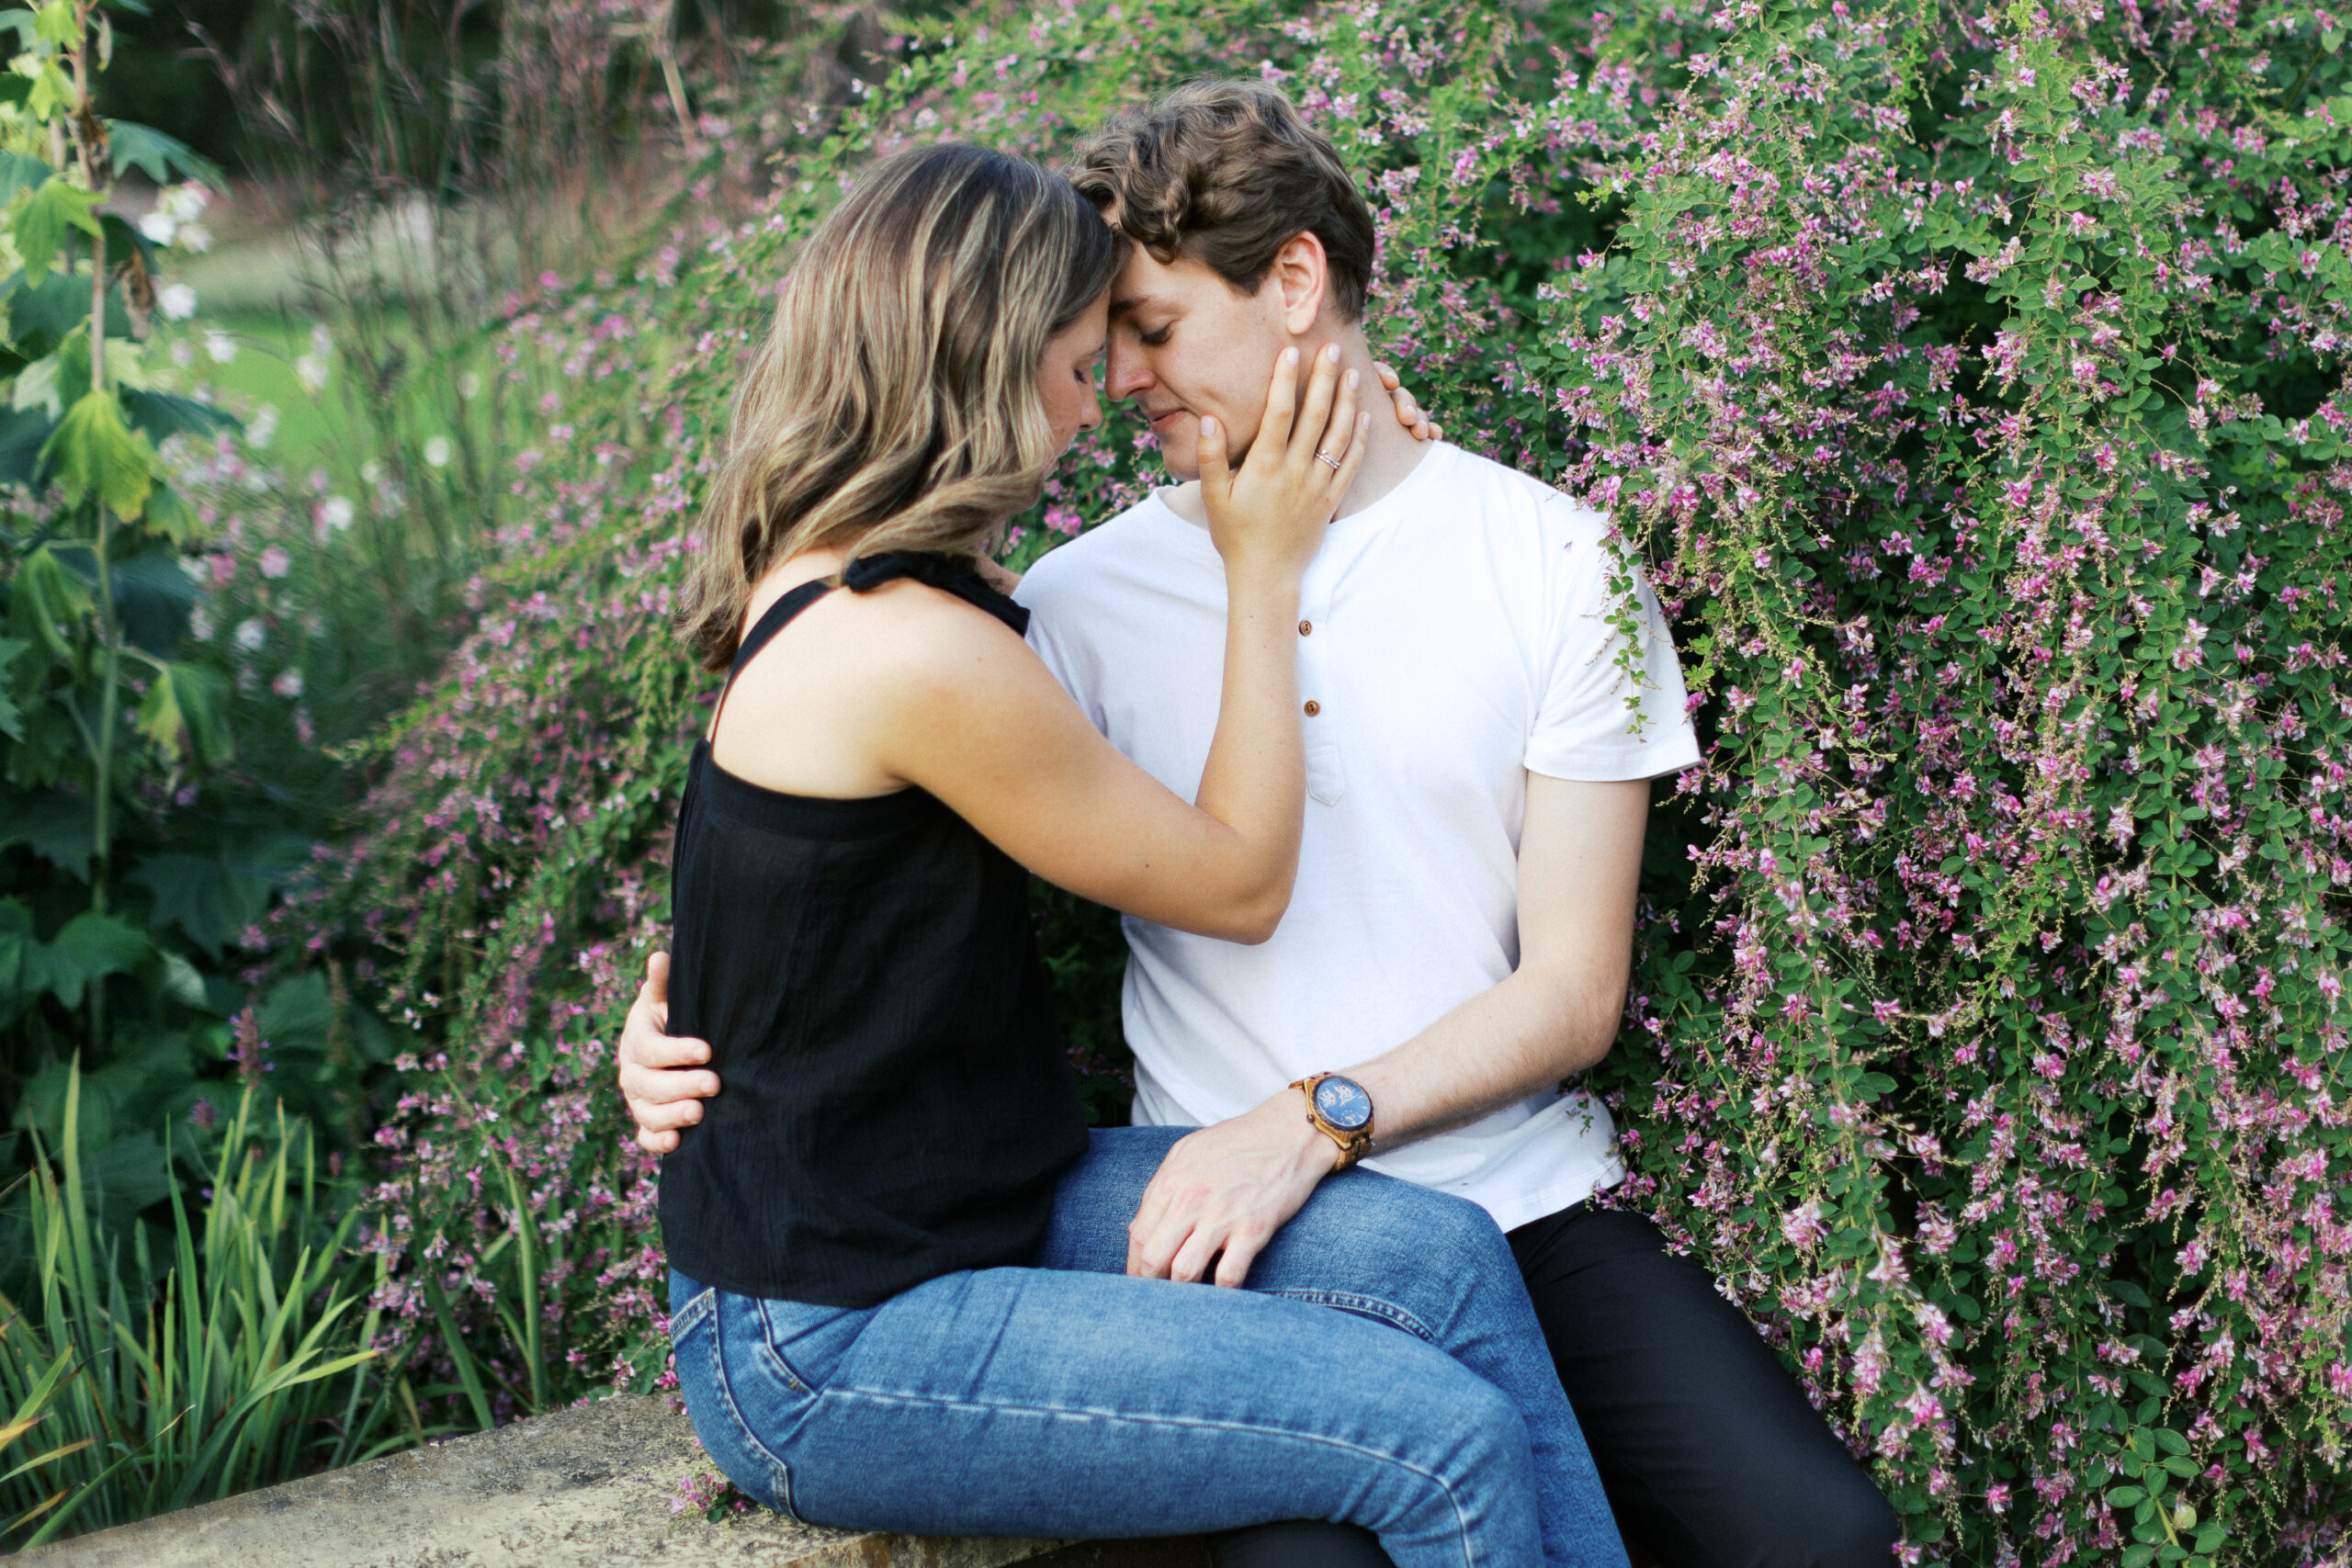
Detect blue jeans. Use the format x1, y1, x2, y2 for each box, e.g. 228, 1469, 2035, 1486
669, 1125, 1627, 1568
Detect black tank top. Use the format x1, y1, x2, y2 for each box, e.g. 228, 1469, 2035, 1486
660, 552, 1089, 1307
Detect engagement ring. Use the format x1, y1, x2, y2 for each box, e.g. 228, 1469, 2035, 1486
1317, 450, 1342, 470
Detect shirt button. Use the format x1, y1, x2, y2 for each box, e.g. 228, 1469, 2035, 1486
1304, 700, 1321, 716
1298, 620, 1313, 636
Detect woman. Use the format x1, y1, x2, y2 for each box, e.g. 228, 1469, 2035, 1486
662, 141, 1612, 1567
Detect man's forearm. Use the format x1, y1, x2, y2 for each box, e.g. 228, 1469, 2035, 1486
1340, 961, 1623, 1153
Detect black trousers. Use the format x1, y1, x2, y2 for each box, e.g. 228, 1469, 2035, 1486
1210, 1204, 1899, 1568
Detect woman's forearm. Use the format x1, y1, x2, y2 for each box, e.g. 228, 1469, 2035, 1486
1190, 570, 1308, 941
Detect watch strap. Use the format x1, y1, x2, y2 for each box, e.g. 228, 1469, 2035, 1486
1290, 1073, 1374, 1171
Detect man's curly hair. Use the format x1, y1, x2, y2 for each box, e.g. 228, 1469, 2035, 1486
1069, 79, 1376, 322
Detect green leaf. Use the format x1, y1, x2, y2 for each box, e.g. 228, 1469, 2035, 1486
0, 149, 48, 203
2154, 1427, 2191, 1456
22, 57, 74, 121
133, 660, 230, 771
257, 968, 335, 1055
9, 538, 92, 660
10, 267, 95, 355
0, 401, 44, 493
11, 348, 62, 418
0, 788, 96, 879
107, 121, 225, 190
30, 0, 75, 47
34, 909, 152, 1009
108, 546, 196, 658
41, 389, 152, 520
129, 832, 305, 958
0, 632, 22, 739
121, 389, 240, 445
156, 946, 209, 1010
2110, 1485, 2148, 1507
11, 172, 96, 281
0, 896, 30, 1002
141, 482, 198, 544
76, 1131, 173, 1214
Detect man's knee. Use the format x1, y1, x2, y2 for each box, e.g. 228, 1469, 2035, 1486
1815, 1478, 1902, 1568
1725, 1465, 1898, 1568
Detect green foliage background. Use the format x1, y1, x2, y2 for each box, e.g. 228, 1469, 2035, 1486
153, 0, 2352, 1562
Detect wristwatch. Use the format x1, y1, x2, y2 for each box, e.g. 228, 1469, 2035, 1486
1290, 1073, 1375, 1170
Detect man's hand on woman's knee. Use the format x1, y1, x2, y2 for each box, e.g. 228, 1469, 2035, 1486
620, 952, 720, 1155
1127, 1091, 1335, 1289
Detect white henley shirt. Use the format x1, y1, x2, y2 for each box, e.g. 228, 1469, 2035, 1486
1017, 442, 1702, 1229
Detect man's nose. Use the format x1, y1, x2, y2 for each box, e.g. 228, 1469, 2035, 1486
1105, 338, 1152, 403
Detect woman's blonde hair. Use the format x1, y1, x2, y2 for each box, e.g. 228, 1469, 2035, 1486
681, 143, 1121, 669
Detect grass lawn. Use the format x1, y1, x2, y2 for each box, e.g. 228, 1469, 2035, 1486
152, 300, 514, 491
158, 309, 345, 474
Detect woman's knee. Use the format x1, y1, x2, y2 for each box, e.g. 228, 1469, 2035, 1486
1422, 1371, 1529, 1476
1329, 1171, 1514, 1271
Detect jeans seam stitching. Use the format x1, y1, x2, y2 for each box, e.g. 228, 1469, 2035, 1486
752, 1298, 816, 1394
820, 1387, 1481, 1567
670, 1285, 718, 1340
708, 1305, 800, 1518
1253, 1289, 1438, 1343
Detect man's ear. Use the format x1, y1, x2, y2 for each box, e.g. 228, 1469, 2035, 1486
1269, 231, 1330, 335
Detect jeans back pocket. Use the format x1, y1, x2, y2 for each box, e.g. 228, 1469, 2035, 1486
752, 1294, 873, 1396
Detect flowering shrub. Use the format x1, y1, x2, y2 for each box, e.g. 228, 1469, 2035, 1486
288, 0, 2352, 1560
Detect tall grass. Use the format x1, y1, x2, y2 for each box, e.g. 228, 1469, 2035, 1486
0, 1067, 403, 1550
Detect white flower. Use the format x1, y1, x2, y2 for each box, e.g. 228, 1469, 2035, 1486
423, 435, 453, 468
295, 354, 330, 393
175, 224, 213, 254
138, 211, 177, 246
161, 185, 210, 224
458, 371, 482, 400
234, 618, 266, 652
204, 330, 236, 365
188, 606, 214, 642
360, 459, 384, 485
270, 668, 304, 698
158, 284, 198, 321
246, 405, 278, 449
320, 495, 355, 531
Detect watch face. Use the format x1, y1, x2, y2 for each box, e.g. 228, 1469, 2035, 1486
1315, 1076, 1373, 1132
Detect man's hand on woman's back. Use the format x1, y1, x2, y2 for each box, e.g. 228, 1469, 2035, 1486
620, 952, 719, 1154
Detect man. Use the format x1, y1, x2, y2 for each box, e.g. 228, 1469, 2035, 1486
623, 80, 1898, 1568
